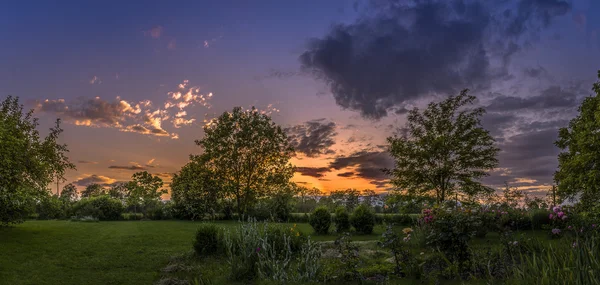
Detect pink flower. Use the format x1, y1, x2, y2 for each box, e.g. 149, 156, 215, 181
549, 213, 554, 219
256, 247, 261, 252
551, 228, 561, 235
553, 206, 561, 213
557, 211, 564, 218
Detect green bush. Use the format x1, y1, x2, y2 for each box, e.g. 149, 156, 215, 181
193, 224, 224, 256
72, 195, 124, 221
334, 207, 350, 233
309, 207, 331, 235
37, 195, 65, 220
350, 204, 375, 234
530, 209, 551, 230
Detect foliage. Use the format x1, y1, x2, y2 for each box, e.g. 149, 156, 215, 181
107, 182, 129, 201
530, 209, 552, 230
350, 204, 375, 234
171, 156, 221, 220
332, 233, 363, 281
196, 106, 295, 214
0, 96, 75, 226
422, 206, 480, 268
387, 90, 499, 204
265, 184, 297, 222
555, 71, 600, 205
501, 182, 524, 208
59, 183, 78, 203
193, 224, 225, 256
329, 189, 360, 211
37, 194, 66, 220
334, 206, 350, 233
126, 171, 166, 216
81, 183, 106, 198
378, 224, 413, 276
309, 207, 331, 235
72, 195, 124, 221
222, 219, 316, 282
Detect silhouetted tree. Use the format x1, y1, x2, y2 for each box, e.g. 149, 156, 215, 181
555, 71, 600, 207
387, 90, 499, 204
81, 183, 105, 198
171, 156, 221, 220
196, 106, 294, 214
60, 183, 78, 202
0, 96, 75, 225
126, 171, 165, 216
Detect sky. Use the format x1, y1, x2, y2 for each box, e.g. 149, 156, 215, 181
1, 0, 599, 197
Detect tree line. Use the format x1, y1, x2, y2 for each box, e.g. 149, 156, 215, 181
1, 71, 599, 225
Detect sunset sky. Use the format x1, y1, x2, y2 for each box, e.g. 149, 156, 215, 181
1, 0, 599, 196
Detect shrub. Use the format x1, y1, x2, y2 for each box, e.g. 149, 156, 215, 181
72, 195, 124, 221
334, 207, 350, 233
350, 205, 375, 234
193, 224, 224, 256
223, 219, 321, 282
530, 209, 551, 230
37, 195, 65, 220
309, 207, 331, 235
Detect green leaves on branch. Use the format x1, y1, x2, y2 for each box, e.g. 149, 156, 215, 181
386, 90, 499, 204
555, 71, 600, 205
0, 96, 75, 226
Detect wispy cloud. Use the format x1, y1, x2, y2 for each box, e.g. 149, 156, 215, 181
143, 26, 164, 39
78, 160, 98, 164
89, 76, 101, 85
34, 80, 213, 139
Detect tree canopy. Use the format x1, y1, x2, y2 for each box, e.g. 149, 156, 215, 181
126, 171, 166, 215
195, 106, 295, 214
0, 96, 75, 225
171, 155, 222, 220
387, 90, 499, 204
555, 71, 600, 205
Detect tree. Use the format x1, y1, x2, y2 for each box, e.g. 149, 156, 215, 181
171, 156, 221, 220
387, 90, 499, 204
0, 96, 75, 225
126, 171, 165, 216
60, 183, 78, 202
500, 182, 523, 208
196, 106, 295, 214
108, 182, 129, 201
555, 71, 600, 206
81, 183, 105, 198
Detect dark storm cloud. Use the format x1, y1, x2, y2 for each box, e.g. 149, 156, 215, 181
329, 151, 393, 181
285, 119, 338, 157
481, 112, 518, 138
523, 66, 548, 78
34, 97, 137, 126
295, 167, 331, 178
300, 0, 571, 119
108, 165, 147, 171
78, 160, 98, 164
73, 174, 115, 187
486, 86, 578, 112
370, 180, 392, 189
337, 171, 355, 177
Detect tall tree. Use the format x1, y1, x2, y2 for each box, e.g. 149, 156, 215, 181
126, 171, 166, 216
108, 182, 129, 201
60, 183, 78, 202
555, 71, 600, 205
81, 183, 105, 198
387, 90, 499, 204
171, 156, 221, 220
196, 106, 295, 214
0, 96, 75, 225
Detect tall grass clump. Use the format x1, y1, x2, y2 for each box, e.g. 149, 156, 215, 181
223, 219, 321, 282
510, 236, 600, 285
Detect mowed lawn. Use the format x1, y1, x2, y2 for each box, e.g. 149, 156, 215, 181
0, 220, 390, 285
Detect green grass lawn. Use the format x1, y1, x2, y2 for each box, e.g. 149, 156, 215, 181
0, 220, 392, 285
0, 220, 552, 285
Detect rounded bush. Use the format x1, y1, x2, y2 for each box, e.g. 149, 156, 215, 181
334, 207, 351, 233
73, 196, 124, 221
350, 204, 375, 234
309, 207, 331, 235
193, 224, 224, 256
